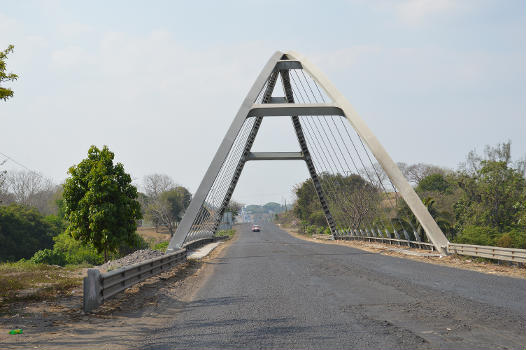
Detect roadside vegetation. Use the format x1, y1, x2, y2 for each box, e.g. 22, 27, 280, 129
0, 144, 242, 306
277, 141, 526, 249
0, 260, 82, 309
216, 229, 236, 239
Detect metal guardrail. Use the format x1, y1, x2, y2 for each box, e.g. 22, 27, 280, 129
447, 243, 526, 263
334, 234, 435, 250
83, 248, 186, 312
334, 234, 526, 262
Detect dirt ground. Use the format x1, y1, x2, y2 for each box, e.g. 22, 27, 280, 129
0, 235, 235, 349
281, 225, 526, 279
136, 226, 171, 245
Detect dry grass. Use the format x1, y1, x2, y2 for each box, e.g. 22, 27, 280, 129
0, 261, 83, 310
1, 227, 170, 312
137, 226, 171, 245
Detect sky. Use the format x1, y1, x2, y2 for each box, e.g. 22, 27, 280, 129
1, 0, 524, 206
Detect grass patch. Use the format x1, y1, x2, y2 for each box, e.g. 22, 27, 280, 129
0, 260, 82, 308
215, 229, 235, 239
152, 241, 169, 252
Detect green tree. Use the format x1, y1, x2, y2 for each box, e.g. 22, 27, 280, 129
0, 45, 18, 101
262, 202, 282, 213
225, 200, 242, 217
145, 186, 191, 236
396, 197, 454, 241
63, 145, 142, 261
159, 187, 190, 234
451, 141, 526, 248
293, 173, 380, 229
293, 179, 320, 224
416, 173, 452, 193
455, 157, 525, 233
0, 204, 57, 261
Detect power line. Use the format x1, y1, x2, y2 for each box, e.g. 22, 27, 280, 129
0, 151, 39, 174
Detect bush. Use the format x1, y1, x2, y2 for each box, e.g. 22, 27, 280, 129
117, 232, 149, 256
215, 229, 235, 239
52, 232, 104, 266
305, 225, 318, 235
453, 225, 526, 249
152, 241, 169, 252
496, 233, 514, 248
0, 204, 56, 262
454, 225, 498, 246
30, 249, 66, 266
416, 173, 451, 193
309, 211, 327, 227
504, 228, 526, 249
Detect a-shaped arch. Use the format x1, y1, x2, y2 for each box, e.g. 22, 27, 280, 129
167, 51, 449, 254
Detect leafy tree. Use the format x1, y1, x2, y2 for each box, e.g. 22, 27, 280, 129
293, 173, 380, 229
143, 174, 175, 198
397, 162, 449, 185
396, 197, 454, 241
63, 145, 142, 261
455, 154, 525, 233
308, 210, 327, 227
293, 179, 320, 224
262, 202, 282, 213
0, 45, 18, 101
0, 204, 57, 261
226, 200, 243, 217
416, 173, 452, 193
145, 186, 191, 236
245, 204, 267, 214
449, 141, 526, 248
141, 174, 191, 233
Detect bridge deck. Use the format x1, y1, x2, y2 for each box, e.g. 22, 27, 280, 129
142, 223, 525, 349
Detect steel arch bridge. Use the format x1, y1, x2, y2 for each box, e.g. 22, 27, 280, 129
167, 51, 449, 254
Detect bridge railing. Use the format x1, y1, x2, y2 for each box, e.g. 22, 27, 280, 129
83, 248, 186, 312
334, 233, 435, 250
83, 235, 228, 313
334, 231, 526, 263
447, 243, 526, 263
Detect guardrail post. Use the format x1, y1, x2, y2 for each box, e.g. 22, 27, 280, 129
83, 268, 102, 313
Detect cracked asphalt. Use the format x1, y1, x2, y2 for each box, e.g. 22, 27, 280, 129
142, 223, 526, 350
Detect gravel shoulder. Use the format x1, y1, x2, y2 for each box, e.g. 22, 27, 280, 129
280, 225, 526, 279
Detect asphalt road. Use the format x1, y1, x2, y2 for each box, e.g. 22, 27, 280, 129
142, 223, 526, 350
